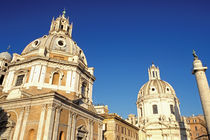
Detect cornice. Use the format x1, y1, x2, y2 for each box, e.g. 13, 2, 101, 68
8, 56, 95, 81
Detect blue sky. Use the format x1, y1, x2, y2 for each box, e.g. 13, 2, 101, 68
0, 0, 209, 118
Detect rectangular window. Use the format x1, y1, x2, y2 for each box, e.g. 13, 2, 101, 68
0, 75, 5, 85
15, 75, 25, 86
170, 105, 175, 114
153, 105, 158, 114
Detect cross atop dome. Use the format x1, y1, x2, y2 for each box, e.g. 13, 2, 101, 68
148, 63, 160, 80
62, 8, 66, 17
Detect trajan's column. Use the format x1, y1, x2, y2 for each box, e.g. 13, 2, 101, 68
192, 50, 210, 136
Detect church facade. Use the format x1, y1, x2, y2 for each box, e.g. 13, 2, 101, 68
136, 64, 191, 140
0, 11, 103, 140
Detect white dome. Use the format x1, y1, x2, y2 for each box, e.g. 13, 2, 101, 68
137, 64, 176, 99
0, 52, 12, 61
138, 79, 175, 97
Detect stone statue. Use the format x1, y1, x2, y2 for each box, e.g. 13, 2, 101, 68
193, 50, 198, 60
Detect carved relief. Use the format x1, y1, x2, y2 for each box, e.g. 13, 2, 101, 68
0, 109, 16, 140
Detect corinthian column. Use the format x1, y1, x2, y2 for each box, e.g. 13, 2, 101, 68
43, 104, 56, 140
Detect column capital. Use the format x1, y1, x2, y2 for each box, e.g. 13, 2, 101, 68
24, 106, 31, 111
42, 104, 47, 111
47, 103, 56, 110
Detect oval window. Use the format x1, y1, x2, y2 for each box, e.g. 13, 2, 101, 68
56, 38, 66, 47
32, 39, 40, 48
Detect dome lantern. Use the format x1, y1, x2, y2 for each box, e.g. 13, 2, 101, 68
49, 10, 73, 37
148, 63, 160, 80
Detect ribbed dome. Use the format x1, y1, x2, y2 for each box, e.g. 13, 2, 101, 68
137, 64, 176, 98
0, 52, 12, 61
138, 79, 175, 97
21, 12, 87, 66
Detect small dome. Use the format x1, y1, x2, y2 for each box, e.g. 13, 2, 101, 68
0, 52, 12, 61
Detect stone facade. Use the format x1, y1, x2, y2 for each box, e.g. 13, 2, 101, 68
0, 11, 103, 140
102, 113, 139, 140
186, 115, 209, 140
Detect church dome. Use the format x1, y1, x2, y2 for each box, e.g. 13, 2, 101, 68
0, 51, 12, 61
139, 79, 175, 97
21, 11, 87, 66
138, 64, 176, 98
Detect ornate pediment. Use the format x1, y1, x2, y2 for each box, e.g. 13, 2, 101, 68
6, 89, 32, 100
0, 94, 7, 101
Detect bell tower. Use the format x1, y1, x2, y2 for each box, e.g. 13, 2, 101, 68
192, 50, 210, 136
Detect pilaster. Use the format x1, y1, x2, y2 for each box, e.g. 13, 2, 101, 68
98, 123, 102, 140
52, 105, 62, 140
70, 113, 77, 140
37, 104, 47, 140
13, 108, 24, 140
19, 106, 30, 140
66, 111, 73, 140
43, 104, 56, 140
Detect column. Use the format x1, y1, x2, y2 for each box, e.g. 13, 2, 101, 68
87, 120, 91, 140
43, 104, 56, 140
52, 106, 62, 140
66, 111, 73, 140
192, 54, 210, 135
70, 113, 77, 140
13, 109, 24, 140
98, 123, 102, 140
19, 107, 30, 140
90, 121, 94, 140
37, 105, 47, 140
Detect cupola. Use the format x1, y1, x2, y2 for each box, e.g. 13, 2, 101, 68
148, 63, 160, 80
49, 9, 73, 37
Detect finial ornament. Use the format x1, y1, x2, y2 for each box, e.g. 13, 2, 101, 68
193, 49, 198, 60
62, 8, 66, 17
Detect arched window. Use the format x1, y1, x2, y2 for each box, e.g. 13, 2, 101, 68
152, 71, 155, 77
152, 105, 158, 114
28, 129, 35, 140
52, 72, 59, 85
81, 82, 87, 95
59, 131, 65, 140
